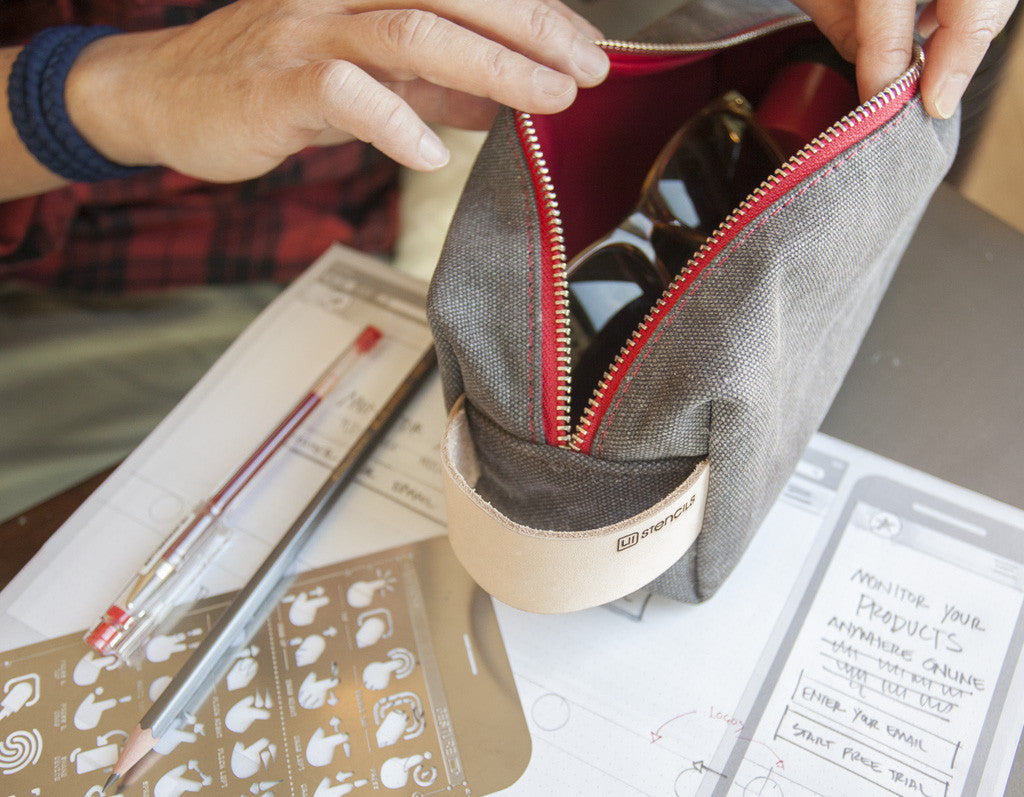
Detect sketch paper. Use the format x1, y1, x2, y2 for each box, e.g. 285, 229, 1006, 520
2, 245, 1022, 796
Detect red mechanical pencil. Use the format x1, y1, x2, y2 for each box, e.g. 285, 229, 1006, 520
86, 325, 382, 664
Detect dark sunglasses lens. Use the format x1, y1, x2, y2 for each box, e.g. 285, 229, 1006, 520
650, 221, 705, 274
568, 244, 663, 348
657, 109, 781, 234
567, 244, 665, 423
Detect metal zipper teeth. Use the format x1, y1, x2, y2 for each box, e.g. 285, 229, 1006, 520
518, 19, 806, 447
570, 45, 925, 453
517, 113, 574, 443
595, 16, 808, 55
520, 19, 810, 446
518, 19, 867, 448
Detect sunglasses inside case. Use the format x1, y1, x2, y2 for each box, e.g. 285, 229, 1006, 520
530, 21, 853, 266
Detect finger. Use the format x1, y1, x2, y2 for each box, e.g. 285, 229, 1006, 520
855, 0, 918, 100
787, 0, 859, 63
310, 82, 497, 148
342, 0, 605, 41
391, 79, 500, 129
309, 128, 357, 148
339, 0, 610, 87
291, 60, 452, 171
326, 10, 584, 114
919, 0, 1015, 118
537, 0, 607, 41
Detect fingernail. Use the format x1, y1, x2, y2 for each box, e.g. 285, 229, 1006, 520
418, 129, 449, 168
571, 35, 609, 81
533, 65, 575, 97
933, 74, 968, 119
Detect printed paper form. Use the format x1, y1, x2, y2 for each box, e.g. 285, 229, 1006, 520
490, 438, 1024, 797
707, 453, 1024, 797
2, 245, 1023, 795
0, 244, 447, 650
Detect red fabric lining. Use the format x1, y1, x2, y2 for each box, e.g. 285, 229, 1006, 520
525, 25, 819, 262
523, 23, 830, 446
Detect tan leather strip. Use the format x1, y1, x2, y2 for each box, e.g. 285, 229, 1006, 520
440, 398, 709, 613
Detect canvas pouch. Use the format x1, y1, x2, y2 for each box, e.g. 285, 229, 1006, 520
427, 0, 959, 612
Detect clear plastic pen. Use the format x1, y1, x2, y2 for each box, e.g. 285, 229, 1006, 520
85, 325, 382, 665
104, 344, 437, 793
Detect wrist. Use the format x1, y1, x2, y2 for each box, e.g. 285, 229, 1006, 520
7, 26, 156, 182
64, 27, 173, 169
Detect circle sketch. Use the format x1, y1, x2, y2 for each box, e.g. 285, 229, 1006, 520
531, 693, 570, 731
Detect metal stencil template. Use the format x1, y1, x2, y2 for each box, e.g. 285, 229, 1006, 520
0, 537, 529, 795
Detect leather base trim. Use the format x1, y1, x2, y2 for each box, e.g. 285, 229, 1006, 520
441, 397, 709, 613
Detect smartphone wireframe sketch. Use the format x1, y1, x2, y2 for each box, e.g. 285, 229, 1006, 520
711, 475, 1024, 797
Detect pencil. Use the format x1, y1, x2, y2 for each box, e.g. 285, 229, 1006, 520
103, 343, 437, 794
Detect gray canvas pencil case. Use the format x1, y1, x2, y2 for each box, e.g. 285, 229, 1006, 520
427, 0, 959, 612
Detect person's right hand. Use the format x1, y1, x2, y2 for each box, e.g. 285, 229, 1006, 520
793, 0, 1018, 118
66, 0, 611, 182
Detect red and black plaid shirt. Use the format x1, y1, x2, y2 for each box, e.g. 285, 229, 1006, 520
1, 0, 400, 291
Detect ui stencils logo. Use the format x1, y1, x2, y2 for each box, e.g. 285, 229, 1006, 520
615, 493, 697, 553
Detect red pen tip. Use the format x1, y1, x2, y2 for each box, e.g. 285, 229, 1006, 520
85, 604, 131, 654
85, 621, 119, 654
355, 326, 383, 353
106, 604, 130, 626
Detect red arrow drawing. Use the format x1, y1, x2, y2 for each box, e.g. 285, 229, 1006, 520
650, 710, 697, 743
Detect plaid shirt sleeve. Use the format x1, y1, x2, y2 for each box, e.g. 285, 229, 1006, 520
0, 0, 400, 292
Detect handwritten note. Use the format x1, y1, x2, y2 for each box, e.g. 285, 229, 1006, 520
720, 485, 1024, 797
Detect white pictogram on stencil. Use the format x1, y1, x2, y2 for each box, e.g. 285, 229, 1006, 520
0, 729, 42, 775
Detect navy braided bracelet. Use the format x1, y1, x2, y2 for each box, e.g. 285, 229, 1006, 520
8, 25, 150, 183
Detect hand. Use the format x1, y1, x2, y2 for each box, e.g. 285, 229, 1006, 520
66, 0, 611, 182
792, 0, 1018, 118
